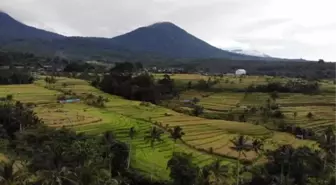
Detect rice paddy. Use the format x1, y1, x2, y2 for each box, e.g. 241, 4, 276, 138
1, 74, 334, 180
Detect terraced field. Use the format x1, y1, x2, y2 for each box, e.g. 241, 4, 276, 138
170, 74, 335, 134
0, 79, 232, 180
37, 77, 316, 161
1, 75, 329, 179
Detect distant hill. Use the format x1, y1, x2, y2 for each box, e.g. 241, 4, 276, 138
0, 12, 298, 61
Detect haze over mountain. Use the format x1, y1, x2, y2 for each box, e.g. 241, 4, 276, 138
0, 12, 295, 61
229, 49, 271, 58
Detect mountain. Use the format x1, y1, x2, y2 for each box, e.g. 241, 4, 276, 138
108, 22, 258, 59
230, 49, 271, 58
0, 12, 64, 41
0, 12, 279, 60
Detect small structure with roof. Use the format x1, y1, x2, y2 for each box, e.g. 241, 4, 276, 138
235, 69, 246, 76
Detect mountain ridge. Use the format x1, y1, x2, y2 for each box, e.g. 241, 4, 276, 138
0, 12, 296, 61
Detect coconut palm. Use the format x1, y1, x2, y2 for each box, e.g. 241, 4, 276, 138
144, 126, 164, 149
73, 160, 119, 185
207, 159, 230, 185
230, 135, 251, 185
36, 167, 77, 185
320, 127, 336, 178
127, 127, 136, 169
0, 160, 31, 185
275, 145, 295, 185
197, 165, 212, 185
144, 126, 164, 181
168, 126, 185, 152
101, 131, 118, 174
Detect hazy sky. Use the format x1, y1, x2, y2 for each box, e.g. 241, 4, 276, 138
1, 0, 336, 61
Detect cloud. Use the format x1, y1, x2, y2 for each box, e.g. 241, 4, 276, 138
1, 0, 336, 61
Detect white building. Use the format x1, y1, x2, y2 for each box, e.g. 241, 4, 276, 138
235, 69, 246, 76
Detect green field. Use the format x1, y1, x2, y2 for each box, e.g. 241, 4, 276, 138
1, 74, 333, 180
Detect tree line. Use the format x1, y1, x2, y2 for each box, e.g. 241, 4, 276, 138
92, 62, 176, 104
0, 70, 34, 85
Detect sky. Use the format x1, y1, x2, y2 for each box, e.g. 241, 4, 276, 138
1, 0, 336, 61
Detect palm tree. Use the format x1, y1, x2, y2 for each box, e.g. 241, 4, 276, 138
102, 131, 117, 175
36, 167, 77, 185
0, 160, 31, 185
207, 159, 230, 185
276, 145, 295, 185
252, 138, 265, 156
197, 166, 211, 185
127, 127, 136, 169
319, 126, 335, 155
73, 160, 121, 185
168, 126, 185, 152
230, 135, 251, 185
144, 126, 164, 181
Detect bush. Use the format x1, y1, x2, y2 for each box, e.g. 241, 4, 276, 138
307, 112, 314, 119
272, 110, 285, 118
192, 105, 204, 116
140, 101, 151, 107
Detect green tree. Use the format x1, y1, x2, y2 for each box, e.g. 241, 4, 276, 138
167, 152, 198, 185
144, 126, 164, 181
168, 126, 185, 152
270, 91, 279, 101
127, 127, 136, 169
0, 160, 31, 185
207, 159, 230, 185
230, 135, 251, 185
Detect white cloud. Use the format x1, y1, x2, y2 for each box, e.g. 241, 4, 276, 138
1, 0, 336, 61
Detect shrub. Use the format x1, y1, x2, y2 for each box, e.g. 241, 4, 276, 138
272, 110, 285, 118
140, 101, 151, 107
307, 112, 314, 119
192, 105, 204, 116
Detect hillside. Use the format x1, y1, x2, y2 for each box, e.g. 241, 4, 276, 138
0, 12, 64, 41
0, 12, 268, 60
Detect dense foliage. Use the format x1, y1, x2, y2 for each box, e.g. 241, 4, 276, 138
0, 70, 34, 84
95, 62, 176, 104
247, 80, 320, 94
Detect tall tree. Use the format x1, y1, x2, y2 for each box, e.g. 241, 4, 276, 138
144, 126, 164, 181
167, 152, 198, 185
207, 159, 230, 185
168, 126, 185, 152
127, 127, 136, 169
230, 135, 251, 185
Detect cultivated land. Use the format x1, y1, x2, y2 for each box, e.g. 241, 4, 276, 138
167, 74, 335, 134
0, 74, 334, 180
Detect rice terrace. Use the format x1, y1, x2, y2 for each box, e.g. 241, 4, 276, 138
1, 68, 334, 183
